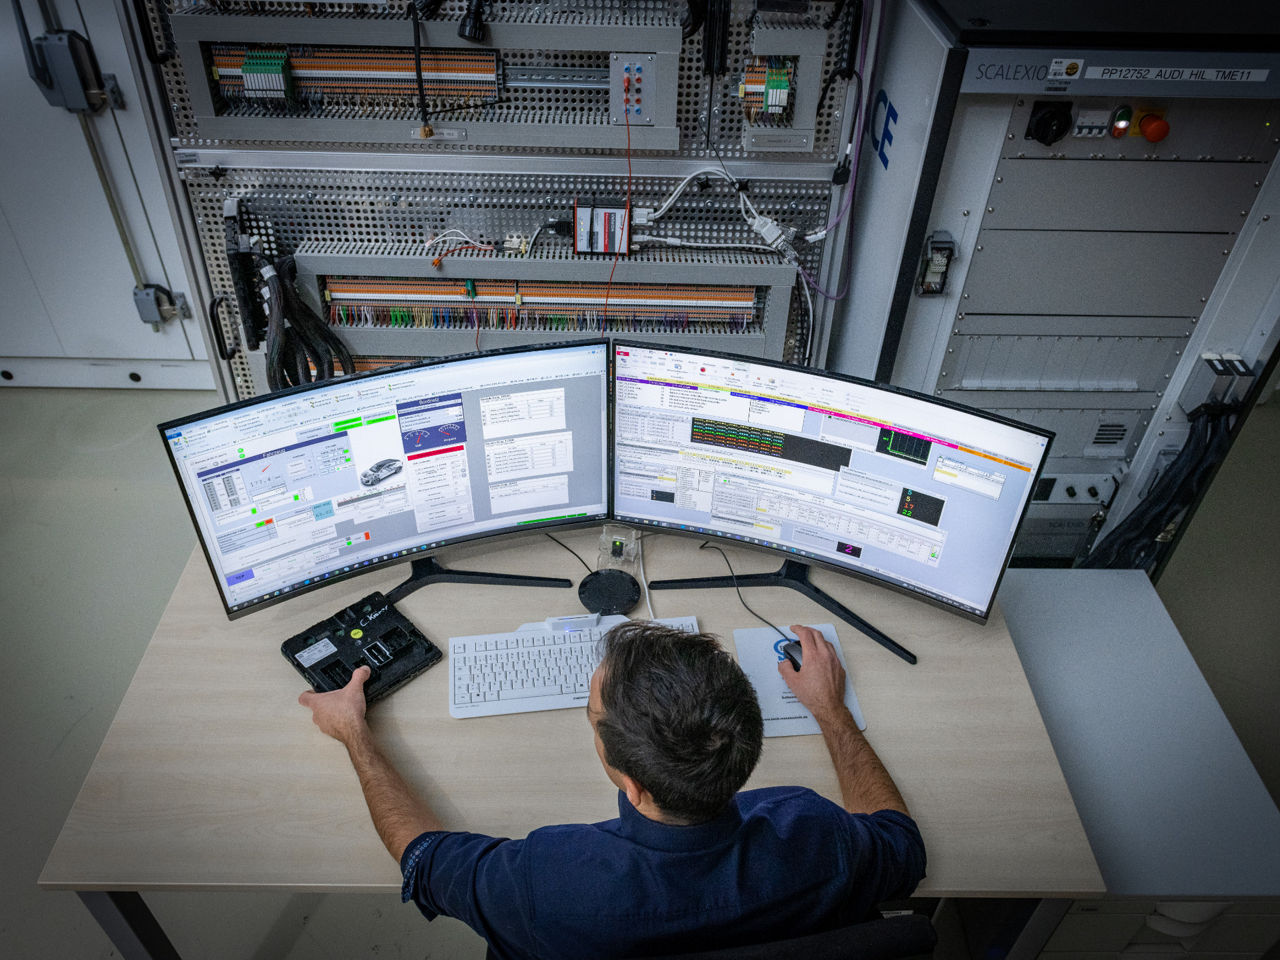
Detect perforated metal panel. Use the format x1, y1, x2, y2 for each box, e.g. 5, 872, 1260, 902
186, 166, 834, 396
151, 1, 858, 160
141, 0, 861, 397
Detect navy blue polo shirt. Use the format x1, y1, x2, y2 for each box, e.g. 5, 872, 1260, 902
400, 786, 926, 960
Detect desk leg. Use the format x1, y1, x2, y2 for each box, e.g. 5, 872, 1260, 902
78, 891, 183, 960
1007, 899, 1071, 960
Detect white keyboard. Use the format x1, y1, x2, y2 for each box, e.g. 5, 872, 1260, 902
448, 627, 606, 718
447, 615, 699, 719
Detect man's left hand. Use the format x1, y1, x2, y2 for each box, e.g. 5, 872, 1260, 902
299, 665, 371, 745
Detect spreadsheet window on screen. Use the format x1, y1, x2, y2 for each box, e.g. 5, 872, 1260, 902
163, 344, 609, 613
611, 344, 1050, 618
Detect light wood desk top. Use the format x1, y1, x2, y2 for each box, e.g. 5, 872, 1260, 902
41, 531, 1102, 898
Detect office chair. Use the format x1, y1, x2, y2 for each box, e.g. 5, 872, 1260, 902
632, 912, 939, 960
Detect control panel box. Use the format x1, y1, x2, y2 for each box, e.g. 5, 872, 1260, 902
610, 53, 656, 127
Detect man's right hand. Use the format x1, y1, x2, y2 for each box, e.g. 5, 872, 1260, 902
777, 625, 848, 724
299, 665, 371, 746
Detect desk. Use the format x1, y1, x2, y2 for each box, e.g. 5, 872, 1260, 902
40, 531, 1102, 957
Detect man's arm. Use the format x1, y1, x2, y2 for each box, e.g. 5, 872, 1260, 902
778, 625, 909, 816
299, 666, 444, 862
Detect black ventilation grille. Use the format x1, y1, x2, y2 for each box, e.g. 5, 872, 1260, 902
1092, 423, 1127, 445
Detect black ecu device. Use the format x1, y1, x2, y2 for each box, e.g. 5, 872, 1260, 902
281, 592, 442, 703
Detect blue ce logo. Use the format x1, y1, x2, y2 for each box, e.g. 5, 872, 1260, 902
870, 89, 898, 169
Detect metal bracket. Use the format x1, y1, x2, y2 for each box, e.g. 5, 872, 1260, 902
102, 72, 126, 110
133, 286, 190, 332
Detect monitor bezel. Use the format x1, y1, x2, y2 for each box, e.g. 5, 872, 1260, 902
160, 339, 612, 620
608, 339, 1054, 624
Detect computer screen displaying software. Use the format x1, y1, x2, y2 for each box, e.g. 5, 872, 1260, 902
162, 342, 609, 616
611, 343, 1051, 619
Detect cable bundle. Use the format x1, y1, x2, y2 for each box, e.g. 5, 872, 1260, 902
263, 255, 355, 391
1079, 400, 1239, 572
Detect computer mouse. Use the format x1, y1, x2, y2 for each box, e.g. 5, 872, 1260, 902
781, 640, 803, 671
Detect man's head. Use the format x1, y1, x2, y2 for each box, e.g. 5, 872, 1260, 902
588, 622, 763, 824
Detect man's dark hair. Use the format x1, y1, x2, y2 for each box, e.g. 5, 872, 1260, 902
595, 622, 763, 823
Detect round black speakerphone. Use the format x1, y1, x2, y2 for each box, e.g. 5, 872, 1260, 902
578, 569, 642, 615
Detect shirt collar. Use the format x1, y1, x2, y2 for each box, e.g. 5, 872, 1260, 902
614, 791, 744, 852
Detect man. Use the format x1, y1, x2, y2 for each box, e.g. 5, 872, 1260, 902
299, 622, 925, 959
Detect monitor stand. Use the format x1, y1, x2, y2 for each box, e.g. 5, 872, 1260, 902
386, 555, 571, 605
647, 558, 917, 665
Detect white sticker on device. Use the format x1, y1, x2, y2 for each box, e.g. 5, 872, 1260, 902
296, 638, 337, 667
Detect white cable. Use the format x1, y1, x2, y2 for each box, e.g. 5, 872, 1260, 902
637, 534, 655, 620
632, 234, 780, 255
425, 228, 494, 251
524, 224, 544, 257
800, 271, 815, 365
651, 166, 739, 221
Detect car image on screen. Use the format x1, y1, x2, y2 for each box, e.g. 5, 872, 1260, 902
360, 458, 403, 486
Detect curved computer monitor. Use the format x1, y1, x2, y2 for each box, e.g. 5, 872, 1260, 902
161, 341, 610, 618
611, 341, 1053, 624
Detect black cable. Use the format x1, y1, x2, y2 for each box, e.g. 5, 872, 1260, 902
824, 0, 849, 30
410, 2, 431, 131
682, 0, 707, 40
260, 255, 355, 392
261, 267, 287, 392
408, 2, 502, 127
545, 533, 593, 574
1079, 401, 1238, 572
276, 254, 354, 378
698, 542, 788, 640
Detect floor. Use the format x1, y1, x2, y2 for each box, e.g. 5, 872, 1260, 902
2, 386, 1277, 959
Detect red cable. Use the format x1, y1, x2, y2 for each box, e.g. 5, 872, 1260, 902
602, 95, 633, 330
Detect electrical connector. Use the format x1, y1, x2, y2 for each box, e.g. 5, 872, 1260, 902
832, 158, 851, 185
503, 233, 528, 255
749, 213, 795, 252
631, 207, 657, 227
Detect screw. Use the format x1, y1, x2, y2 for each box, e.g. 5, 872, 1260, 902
962, 293, 969, 299
962, 209, 970, 216
995, 176, 1003, 183
987, 206, 994, 212
1265, 215, 1272, 221
976, 245, 983, 251
1007, 133, 1015, 140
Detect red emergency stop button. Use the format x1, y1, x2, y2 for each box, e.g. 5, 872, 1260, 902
1140, 113, 1170, 142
